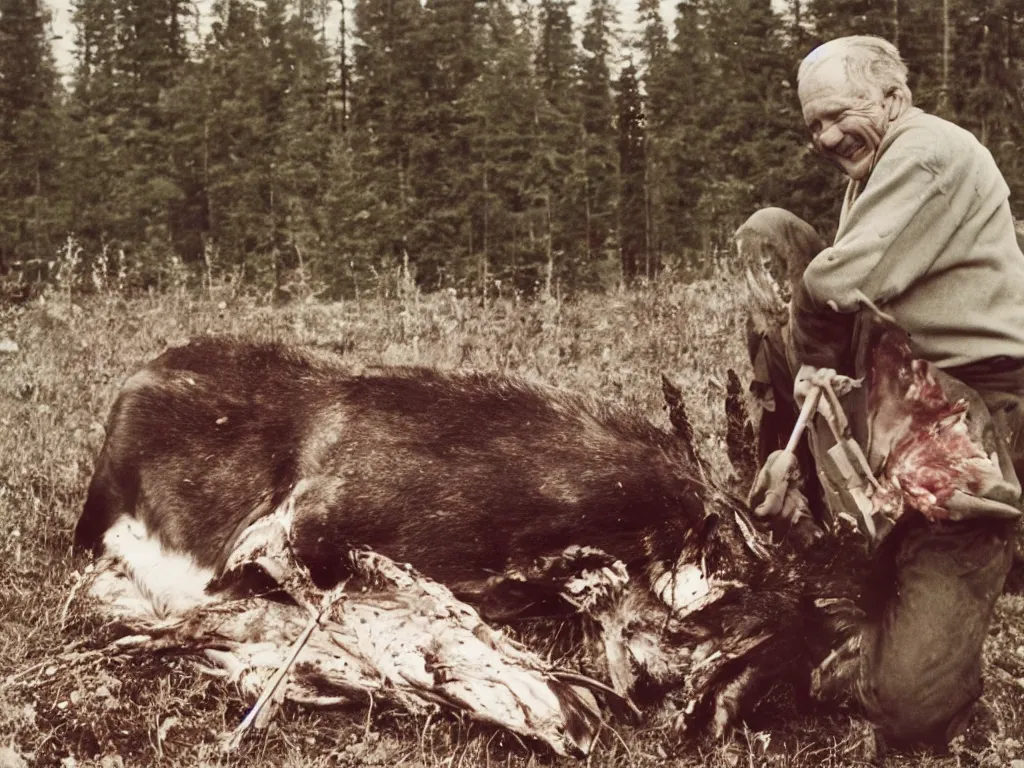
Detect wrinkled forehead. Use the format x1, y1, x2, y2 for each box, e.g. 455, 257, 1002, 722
798, 54, 852, 102
798, 54, 876, 118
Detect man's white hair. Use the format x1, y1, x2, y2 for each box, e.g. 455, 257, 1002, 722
798, 36, 913, 103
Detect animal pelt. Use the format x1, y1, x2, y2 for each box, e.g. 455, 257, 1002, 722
73, 337, 871, 755
81, 469, 868, 753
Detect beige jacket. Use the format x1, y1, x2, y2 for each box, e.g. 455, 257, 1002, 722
795, 109, 1024, 370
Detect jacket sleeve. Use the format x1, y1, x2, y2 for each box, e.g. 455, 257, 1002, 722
792, 141, 965, 370
791, 282, 858, 371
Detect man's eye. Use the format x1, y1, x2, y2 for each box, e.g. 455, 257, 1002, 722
808, 120, 822, 136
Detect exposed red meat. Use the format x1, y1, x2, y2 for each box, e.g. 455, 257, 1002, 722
866, 324, 1007, 522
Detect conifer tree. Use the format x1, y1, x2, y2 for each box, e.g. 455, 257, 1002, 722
0, 0, 66, 277
806, 0, 895, 43
635, 0, 668, 274
199, 0, 274, 278
273, 0, 335, 293
348, 0, 424, 278
579, 0, 618, 277
533, 0, 584, 294
405, 0, 490, 288
186, 0, 333, 293
39, 0, 1021, 296
950, 0, 1024, 206
615, 59, 647, 283
66, 0, 118, 251
701, 0, 798, 233
656, 0, 713, 258
66, 0, 190, 273
462, 0, 546, 292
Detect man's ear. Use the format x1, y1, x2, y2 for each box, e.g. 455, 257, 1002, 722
885, 87, 906, 120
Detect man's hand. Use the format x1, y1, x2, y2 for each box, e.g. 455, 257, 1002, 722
794, 364, 836, 406
748, 449, 811, 521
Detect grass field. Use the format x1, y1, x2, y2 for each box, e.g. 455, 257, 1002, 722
1, 270, 1022, 767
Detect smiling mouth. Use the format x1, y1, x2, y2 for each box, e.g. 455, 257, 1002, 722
833, 138, 865, 160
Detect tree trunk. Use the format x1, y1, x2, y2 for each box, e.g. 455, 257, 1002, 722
584, 174, 592, 263
980, 23, 988, 145
33, 161, 41, 264
644, 136, 655, 280
892, 0, 899, 49
511, 218, 518, 290
339, 0, 348, 134
789, 0, 806, 49
939, 0, 950, 115
204, 119, 212, 234
481, 163, 489, 296
174, 0, 183, 59
544, 194, 553, 299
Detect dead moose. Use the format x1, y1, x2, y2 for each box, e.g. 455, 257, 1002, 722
74, 337, 858, 755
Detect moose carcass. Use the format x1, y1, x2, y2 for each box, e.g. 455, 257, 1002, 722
73, 337, 846, 753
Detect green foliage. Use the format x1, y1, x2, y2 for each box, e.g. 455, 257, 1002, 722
806, 0, 897, 43
532, 0, 588, 295
0, 0, 67, 277
948, 0, 1024, 206
616, 59, 648, 283
460, 0, 548, 293
345, 0, 424, 282
405, 0, 490, 288
634, 0, 670, 273
65, 0, 191, 280
579, 0, 618, 281
1, 0, 1023, 297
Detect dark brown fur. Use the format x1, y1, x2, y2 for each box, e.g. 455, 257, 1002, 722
77, 338, 711, 601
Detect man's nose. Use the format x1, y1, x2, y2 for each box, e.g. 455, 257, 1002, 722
817, 124, 843, 149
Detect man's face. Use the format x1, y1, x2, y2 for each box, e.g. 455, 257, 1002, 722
799, 57, 891, 181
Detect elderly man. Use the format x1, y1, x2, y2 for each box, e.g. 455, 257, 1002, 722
745, 36, 1024, 750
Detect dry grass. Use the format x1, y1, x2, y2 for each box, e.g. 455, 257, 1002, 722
0, 271, 1022, 767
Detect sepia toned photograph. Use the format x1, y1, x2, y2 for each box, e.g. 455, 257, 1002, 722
1, 0, 1023, 766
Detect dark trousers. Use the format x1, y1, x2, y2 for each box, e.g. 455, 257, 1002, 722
857, 516, 1014, 748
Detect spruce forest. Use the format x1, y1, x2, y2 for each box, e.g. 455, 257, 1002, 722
1, 0, 1023, 300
